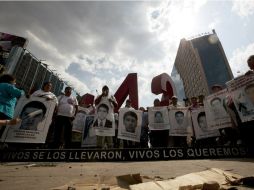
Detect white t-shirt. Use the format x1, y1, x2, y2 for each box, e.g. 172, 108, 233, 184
57, 95, 78, 117
97, 94, 117, 109
32, 89, 58, 105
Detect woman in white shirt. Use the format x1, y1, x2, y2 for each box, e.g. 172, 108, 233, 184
31, 82, 58, 104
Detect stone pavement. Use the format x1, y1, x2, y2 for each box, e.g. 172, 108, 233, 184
0, 158, 254, 190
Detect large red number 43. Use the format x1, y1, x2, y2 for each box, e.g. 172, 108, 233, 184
80, 73, 176, 111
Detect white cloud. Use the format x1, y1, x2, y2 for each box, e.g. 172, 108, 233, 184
25, 30, 90, 94
68, 1, 207, 106
147, 0, 208, 65
138, 76, 157, 107
208, 18, 221, 30
89, 77, 106, 95
54, 67, 90, 95
26, 30, 67, 63
0, 1, 222, 107
232, 0, 254, 17
229, 42, 254, 76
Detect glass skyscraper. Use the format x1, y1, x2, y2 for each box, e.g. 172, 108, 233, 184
173, 29, 233, 98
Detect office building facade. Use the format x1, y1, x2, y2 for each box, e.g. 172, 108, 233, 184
173, 30, 233, 98
6, 48, 65, 96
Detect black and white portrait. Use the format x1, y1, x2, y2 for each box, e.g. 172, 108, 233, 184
148, 107, 170, 130
169, 108, 191, 136
191, 108, 220, 140
4, 97, 56, 143
118, 108, 142, 142
82, 115, 96, 147
154, 111, 164, 123
19, 101, 47, 131
93, 103, 112, 128
123, 111, 138, 133
204, 89, 232, 130
175, 111, 184, 126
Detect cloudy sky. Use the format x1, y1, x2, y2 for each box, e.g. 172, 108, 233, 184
0, 0, 254, 107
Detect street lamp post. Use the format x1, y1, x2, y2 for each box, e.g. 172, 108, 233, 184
40, 62, 48, 88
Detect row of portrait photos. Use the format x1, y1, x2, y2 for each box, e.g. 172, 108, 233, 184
1, 74, 254, 145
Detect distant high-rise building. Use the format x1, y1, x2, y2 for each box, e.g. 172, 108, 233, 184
33, 63, 48, 90
173, 29, 233, 98
7, 49, 65, 96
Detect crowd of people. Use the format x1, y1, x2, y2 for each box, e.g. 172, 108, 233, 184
0, 55, 254, 150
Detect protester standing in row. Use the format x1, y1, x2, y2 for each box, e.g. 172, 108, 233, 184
149, 98, 169, 148
245, 55, 254, 75
236, 55, 254, 145
122, 99, 138, 148
94, 85, 117, 149
53, 86, 78, 148
140, 107, 149, 148
31, 82, 58, 104
0, 74, 24, 138
31, 81, 58, 147
168, 96, 181, 109
168, 95, 187, 147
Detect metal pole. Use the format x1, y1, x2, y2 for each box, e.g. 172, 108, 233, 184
40, 63, 48, 88
20, 52, 33, 89
29, 60, 40, 91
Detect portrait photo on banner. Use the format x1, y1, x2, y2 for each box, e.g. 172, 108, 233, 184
92, 102, 115, 136
191, 108, 220, 140
81, 115, 97, 147
148, 106, 170, 130
72, 106, 89, 133
118, 108, 142, 142
204, 89, 232, 130
169, 108, 191, 136
227, 75, 254, 122
3, 96, 56, 143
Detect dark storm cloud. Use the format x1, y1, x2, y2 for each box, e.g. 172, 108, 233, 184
0, 1, 164, 62
0, 1, 169, 105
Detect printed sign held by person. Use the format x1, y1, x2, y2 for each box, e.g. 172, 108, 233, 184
118, 108, 142, 142
191, 107, 220, 140
3, 97, 55, 143
81, 115, 97, 147
204, 89, 232, 130
72, 106, 90, 133
169, 107, 192, 136
227, 74, 254, 122
148, 106, 170, 130
92, 102, 115, 136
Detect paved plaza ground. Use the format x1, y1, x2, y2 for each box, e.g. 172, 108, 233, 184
0, 158, 254, 189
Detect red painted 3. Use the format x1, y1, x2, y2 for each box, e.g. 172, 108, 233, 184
151, 73, 177, 106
